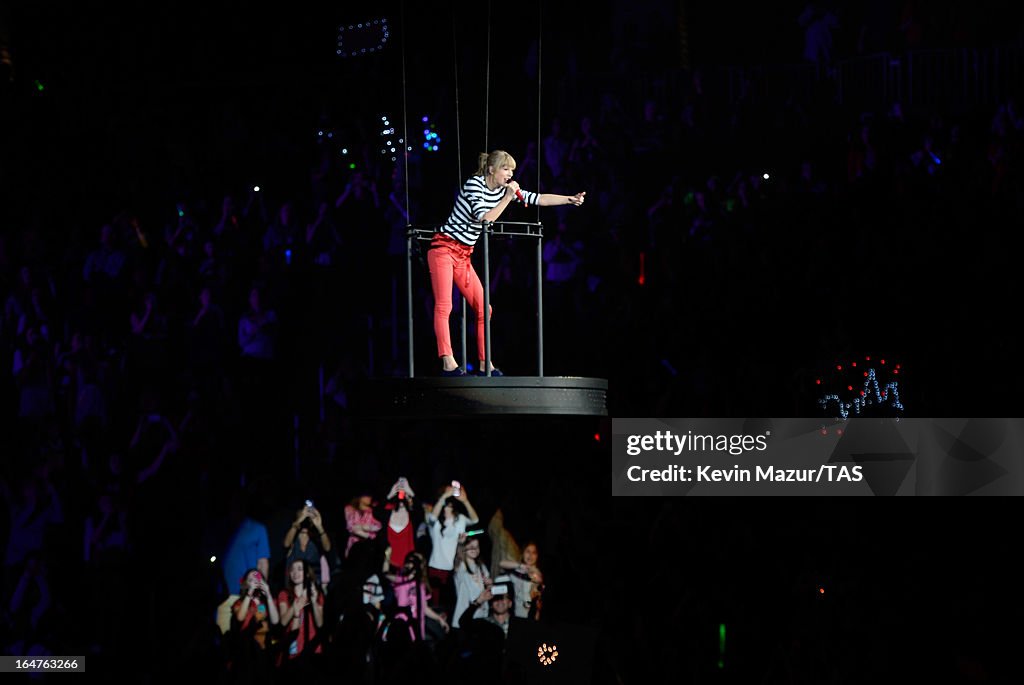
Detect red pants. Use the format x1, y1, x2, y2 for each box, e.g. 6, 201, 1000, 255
427, 234, 492, 361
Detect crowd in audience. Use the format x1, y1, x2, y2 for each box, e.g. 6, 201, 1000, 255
205, 476, 550, 682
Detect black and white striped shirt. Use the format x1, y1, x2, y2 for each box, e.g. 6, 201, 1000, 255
441, 176, 539, 247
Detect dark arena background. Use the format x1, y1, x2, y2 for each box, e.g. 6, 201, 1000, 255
1, 1, 1022, 683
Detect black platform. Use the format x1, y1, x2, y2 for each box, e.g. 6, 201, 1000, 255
356, 376, 608, 417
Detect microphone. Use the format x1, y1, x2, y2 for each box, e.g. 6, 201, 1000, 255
509, 184, 528, 207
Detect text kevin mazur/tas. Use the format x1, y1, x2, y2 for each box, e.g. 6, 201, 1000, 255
626, 464, 863, 483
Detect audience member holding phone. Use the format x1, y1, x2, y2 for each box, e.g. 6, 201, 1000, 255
426, 483, 480, 617
227, 569, 280, 683
232, 569, 280, 647
462, 584, 517, 636
498, 541, 544, 619
383, 477, 419, 574
283, 501, 332, 588
277, 559, 325, 667
453, 536, 491, 628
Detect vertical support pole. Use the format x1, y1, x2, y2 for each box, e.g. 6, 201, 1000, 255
406, 228, 414, 377
482, 222, 492, 376
537, 224, 544, 377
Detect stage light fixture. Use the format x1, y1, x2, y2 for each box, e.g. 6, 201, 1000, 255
337, 17, 389, 58
818, 365, 904, 419
537, 642, 558, 666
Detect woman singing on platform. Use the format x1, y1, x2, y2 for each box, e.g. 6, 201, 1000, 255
429, 150, 585, 376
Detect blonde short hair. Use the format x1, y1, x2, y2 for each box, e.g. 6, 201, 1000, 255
475, 150, 516, 176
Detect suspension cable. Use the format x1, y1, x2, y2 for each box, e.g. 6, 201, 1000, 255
484, 0, 491, 155
452, 5, 463, 191
535, 0, 542, 222
400, 1, 411, 225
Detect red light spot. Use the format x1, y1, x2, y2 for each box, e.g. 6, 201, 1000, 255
865, 356, 871, 361
836, 365, 842, 371
837, 429, 844, 436
863, 371, 868, 377
816, 379, 821, 385
819, 587, 825, 595
894, 369, 899, 375
820, 429, 827, 436
847, 385, 853, 391
852, 361, 857, 367
860, 391, 865, 396
881, 359, 886, 365
593, 433, 601, 442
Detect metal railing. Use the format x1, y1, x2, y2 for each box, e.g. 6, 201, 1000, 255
405, 221, 545, 378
